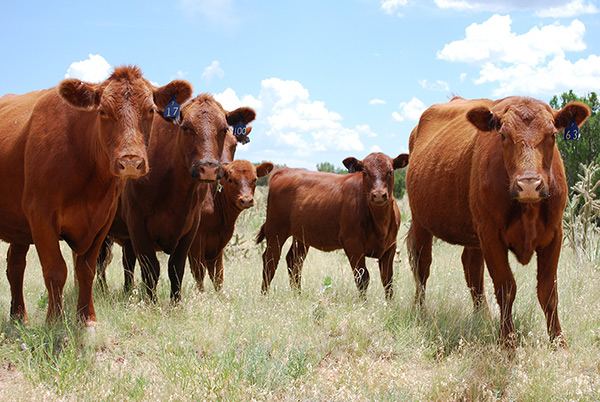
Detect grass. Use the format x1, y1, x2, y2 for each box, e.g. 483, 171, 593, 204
1, 188, 600, 401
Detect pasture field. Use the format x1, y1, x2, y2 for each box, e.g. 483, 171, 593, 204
1, 187, 600, 401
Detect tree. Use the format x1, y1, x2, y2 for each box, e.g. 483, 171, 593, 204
394, 169, 407, 199
550, 91, 600, 191
316, 162, 347, 175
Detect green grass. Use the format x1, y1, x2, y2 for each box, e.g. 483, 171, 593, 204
1, 188, 600, 401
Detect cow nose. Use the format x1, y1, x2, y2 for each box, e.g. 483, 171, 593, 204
192, 161, 222, 182
515, 176, 545, 202
116, 155, 147, 178
239, 196, 254, 209
370, 190, 388, 205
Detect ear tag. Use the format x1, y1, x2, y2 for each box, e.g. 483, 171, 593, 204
163, 95, 180, 119
233, 121, 250, 144
217, 182, 223, 192
564, 118, 580, 140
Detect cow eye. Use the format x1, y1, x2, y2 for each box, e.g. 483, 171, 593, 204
500, 133, 506, 141
362, 172, 367, 177
388, 171, 393, 177
99, 110, 106, 116
228, 178, 233, 183
149, 108, 155, 114
551, 132, 557, 141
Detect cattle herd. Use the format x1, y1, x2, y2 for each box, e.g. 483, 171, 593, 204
0, 65, 592, 348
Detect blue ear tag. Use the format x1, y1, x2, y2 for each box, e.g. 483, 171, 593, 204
163, 95, 180, 119
564, 118, 580, 140
233, 121, 250, 144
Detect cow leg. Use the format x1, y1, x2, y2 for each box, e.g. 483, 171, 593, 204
135, 250, 161, 302
206, 252, 224, 292
407, 220, 433, 307
187, 234, 206, 292
536, 233, 565, 347
96, 237, 114, 292
343, 243, 370, 298
480, 237, 517, 348
261, 235, 285, 294
378, 246, 395, 301
285, 239, 309, 293
122, 240, 136, 293
6, 243, 30, 322
461, 247, 490, 314
167, 229, 197, 303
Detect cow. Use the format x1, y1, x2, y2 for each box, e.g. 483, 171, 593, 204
405, 96, 591, 347
188, 160, 274, 292
0, 66, 193, 325
257, 152, 409, 299
96, 94, 257, 301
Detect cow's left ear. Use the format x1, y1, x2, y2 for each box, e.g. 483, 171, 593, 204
256, 162, 274, 178
393, 154, 409, 169
467, 107, 501, 132
554, 102, 591, 129
57, 79, 102, 110
227, 107, 256, 126
153, 80, 193, 111
343, 157, 363, 173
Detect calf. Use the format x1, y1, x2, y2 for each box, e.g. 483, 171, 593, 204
98, 94, 256, 301
0, 66, 192, 325
188, 160, 274, 291
406, 96, 591, 347
257, 152, 408, 299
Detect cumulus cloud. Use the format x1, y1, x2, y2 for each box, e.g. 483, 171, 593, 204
180, 0, 238, 26
65, 54, 111, 83
201, 60, 225, 82
434, 0, 597, 16
438, 15, 600, 96
392, 97, 426, 122
215, 78, 365, 159
381, 0, 408, 15
419, 79, 450, 91
369, 98, 387, 105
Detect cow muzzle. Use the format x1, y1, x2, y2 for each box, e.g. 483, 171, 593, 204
191, 161, 222, 182
115, 155, 148, 178
511, 175, 549, 203
370, 190, 389, 206
238, 196, 254, 209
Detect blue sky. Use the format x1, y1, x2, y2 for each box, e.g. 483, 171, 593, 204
1, 0, 599, 169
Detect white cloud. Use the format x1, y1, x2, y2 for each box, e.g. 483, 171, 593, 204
369, 98, 387, 105
381, 0, 407, 15
419, 79, 450, 91
201, 60, 225, 82
180, 0, 237, 26
434, 0, 597, 16
392, 97, 426, 122
370, 144, 383, 152
438, 15, 600, 96
215, 78, 365, 158
65, 54, 111, 83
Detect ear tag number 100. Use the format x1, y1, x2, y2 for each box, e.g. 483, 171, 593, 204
164, 96, 180, 119
564, 118, 580, 140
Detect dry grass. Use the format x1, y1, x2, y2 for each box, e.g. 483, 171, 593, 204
1, 188, 600, 401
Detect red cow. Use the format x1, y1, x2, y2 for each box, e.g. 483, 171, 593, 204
257, 152, 409, 299
406, 96, 591, 347
97, 94, 257, 301
188, 160, 274, 291
0, 66, 193, 325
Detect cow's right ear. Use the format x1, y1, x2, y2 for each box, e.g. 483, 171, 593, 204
256, 162, 274, 178
393, 154, 409, 169
467, 107, 501, 132
57, 79, 101, 110
343, 157, 363, 173
153, 80, 193, 115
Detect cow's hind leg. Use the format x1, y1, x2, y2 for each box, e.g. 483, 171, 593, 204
96, 237, 114, 292
187, 235, 206, 292
261, 234, 286, 294
206, 252, 224, 292
122, 240, 136, 293
407, 220, 433, 307
7, 243, 30, 322
461, 247, 490, 314
285, 239, 309, 293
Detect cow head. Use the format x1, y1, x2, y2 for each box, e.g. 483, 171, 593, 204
343, 152, 409, 207
175, 94, 256, 182
467, 98, 591, 203
221, 126, 253, 164
221, 160, 273, 209
57, 65, 193, 178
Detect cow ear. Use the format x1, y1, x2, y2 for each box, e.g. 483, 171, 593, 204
227, 107, 256, 126
235, 126, 252, 144
393, 154, 409, 169
57, 79, 101, 110
256, 162, 274, 178
343, 157, 363, 173
153, 80, 193, 111
467, 107, 501, 132
554, 102, 591, 129
221, 163, 231, 179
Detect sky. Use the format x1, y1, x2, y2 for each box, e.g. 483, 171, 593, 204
1, 0, 599, 169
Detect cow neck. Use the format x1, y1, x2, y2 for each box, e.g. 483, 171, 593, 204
214, 181, 244, 225
365, 197, 395, 238
82, 111, 118, 188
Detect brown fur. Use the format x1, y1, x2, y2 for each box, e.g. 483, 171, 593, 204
406, 96, 591, 347
257, 152, 408, 299
0, 66, 193, 325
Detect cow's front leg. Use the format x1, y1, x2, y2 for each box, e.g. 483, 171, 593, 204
7, 243, 31, 322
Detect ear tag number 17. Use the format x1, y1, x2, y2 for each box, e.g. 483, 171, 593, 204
164, 95, 180, 119
564, 118, 580, 140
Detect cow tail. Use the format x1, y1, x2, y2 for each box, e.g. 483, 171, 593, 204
256, 224, 266, 244
406, 223, 418, 276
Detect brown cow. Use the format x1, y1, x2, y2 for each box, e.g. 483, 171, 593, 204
406, 96, 591, 347
0, 66, 193, 325
188, 160, 274, 292
97, 94, 257, 301
257, 152, 409, 299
